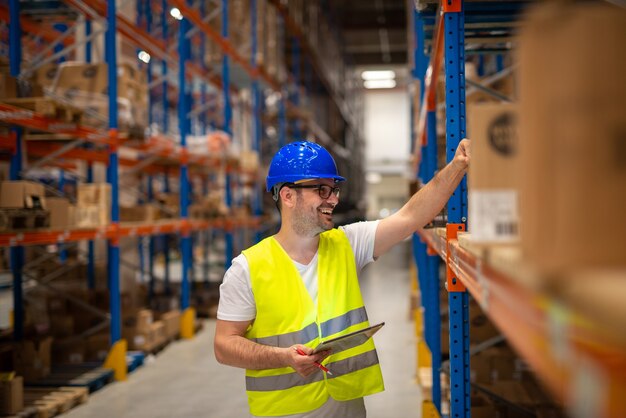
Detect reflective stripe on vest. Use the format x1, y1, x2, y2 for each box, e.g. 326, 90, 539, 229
320, 306, 368, 338
246, 349, 380, 392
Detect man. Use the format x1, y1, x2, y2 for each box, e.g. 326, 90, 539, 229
215, 139, 470, 417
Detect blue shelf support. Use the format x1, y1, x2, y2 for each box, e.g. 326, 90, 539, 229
251, 0, 262, 243
444, 2, 470, 417
411, 5, 442, 413
9, 0, 24, 342
178, 0, 195, 339
147, 175, 156, 300
87, 163, 95, 290
162, 172, 171, 295
104, 0, 127, 381
178, 2, 191, 312
222, 0, 234, 272
291, 36, 301, 140
278, 92, 287, 148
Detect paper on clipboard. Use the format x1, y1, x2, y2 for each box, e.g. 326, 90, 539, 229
311, 322, 384, 354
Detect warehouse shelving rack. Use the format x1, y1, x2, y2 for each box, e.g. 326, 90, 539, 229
409, 1, 626, 418
2, 0, 365, 382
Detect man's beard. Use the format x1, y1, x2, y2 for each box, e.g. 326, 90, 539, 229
292, 197, 334, 236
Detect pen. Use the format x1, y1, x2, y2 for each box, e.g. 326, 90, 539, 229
296, 348, 333, 375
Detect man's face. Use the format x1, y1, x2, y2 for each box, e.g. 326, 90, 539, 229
291, 178, 340, 236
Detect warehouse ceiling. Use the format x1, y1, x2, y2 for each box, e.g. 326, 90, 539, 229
331, 0, 408, 66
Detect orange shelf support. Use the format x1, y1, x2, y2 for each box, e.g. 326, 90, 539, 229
445, 223, 466, 292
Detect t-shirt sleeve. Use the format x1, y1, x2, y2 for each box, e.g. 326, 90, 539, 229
216, 253, 257, 321
339, 220, 380, 271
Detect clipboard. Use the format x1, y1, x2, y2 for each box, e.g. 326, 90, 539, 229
312, 322, 384, 354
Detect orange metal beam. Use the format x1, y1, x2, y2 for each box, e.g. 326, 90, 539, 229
0, 5, 74, 47
420, 227, 626, 417
0, 103, 112, 145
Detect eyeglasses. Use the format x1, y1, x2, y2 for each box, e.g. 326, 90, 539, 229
287, 183, 341, 200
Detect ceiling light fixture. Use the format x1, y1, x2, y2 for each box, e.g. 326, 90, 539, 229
364, 79, 396, 89
361, 70, 396, 81
170, 7, 183, 20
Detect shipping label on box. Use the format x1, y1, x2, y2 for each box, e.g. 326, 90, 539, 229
469, 190, 519, 242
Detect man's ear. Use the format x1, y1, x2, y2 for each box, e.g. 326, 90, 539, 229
280, 186, 297, 209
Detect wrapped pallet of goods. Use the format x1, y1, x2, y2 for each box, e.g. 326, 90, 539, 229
33, 62, 148, 134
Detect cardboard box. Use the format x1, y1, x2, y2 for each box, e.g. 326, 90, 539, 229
46, 196, 74, 228
150, 321, 167, 347
13, 337, 52, 381
50, 315, 74, 338
76, 204, 109, 227
136, 309, 153, 333
0, 375, 24, 415
467, 103, 519, 243
160, 310, 181, 340
0, 181, 46, 209
518, 4, 626, 271
0, 73, 19, 100
77, 183, 111, 207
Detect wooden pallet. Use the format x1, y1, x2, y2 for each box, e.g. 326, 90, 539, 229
0, 208, 50, 231
27, 365, 113, 394
6, 387, 88, 418
1, 97, 83, 125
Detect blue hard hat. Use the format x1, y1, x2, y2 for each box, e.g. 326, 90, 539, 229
266, 141, 345, 191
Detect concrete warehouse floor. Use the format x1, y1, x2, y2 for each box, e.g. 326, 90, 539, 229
64, 242, 422, 418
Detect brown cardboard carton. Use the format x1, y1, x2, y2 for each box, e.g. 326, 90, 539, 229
77, 183, 111, 207
136, 309, 153, 333
0, 73, 19, 99
13, 337, 52, 381
518, 4, 626, 271
150, 321, 167, 347
46, 196, 72, 228
160, 310, 181, 340
0, 181, 46, 209
0, 375, 24, 415
467, 103, 519, 243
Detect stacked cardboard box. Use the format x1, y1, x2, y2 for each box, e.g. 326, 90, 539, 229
13, 338, 52, 382
159, 310, 181, 341
33, 62, 148, 130
0, 181, 46, 210
0, 375, 24, 415
46, 196, 76, 229
0, 181, 50, 231
76, 183, 110, 227
518, 3, 626, 273
467, 103, 520, 246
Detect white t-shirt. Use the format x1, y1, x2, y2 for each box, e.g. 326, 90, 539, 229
217, 220, 380, 418
217, 220, 379, 321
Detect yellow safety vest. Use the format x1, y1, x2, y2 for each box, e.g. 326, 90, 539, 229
242, 228, 384, 417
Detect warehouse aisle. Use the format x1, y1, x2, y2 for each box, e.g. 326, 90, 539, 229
64, 241, 421, 418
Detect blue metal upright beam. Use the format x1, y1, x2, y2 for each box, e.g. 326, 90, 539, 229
251, 0, 262, 244
222, 0, 234, 271
147, 175, 156, 299
291, 36, 301, 140
444, 2, 470, 418
7, 0, 25, 344
411, 4, 442, 413
105, 0, 122, 348
9, 0, 24, 342
178, 6, 192, 311
87, 164, 96, 289
161, 0, 169, 134
162, 172, 171, 294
